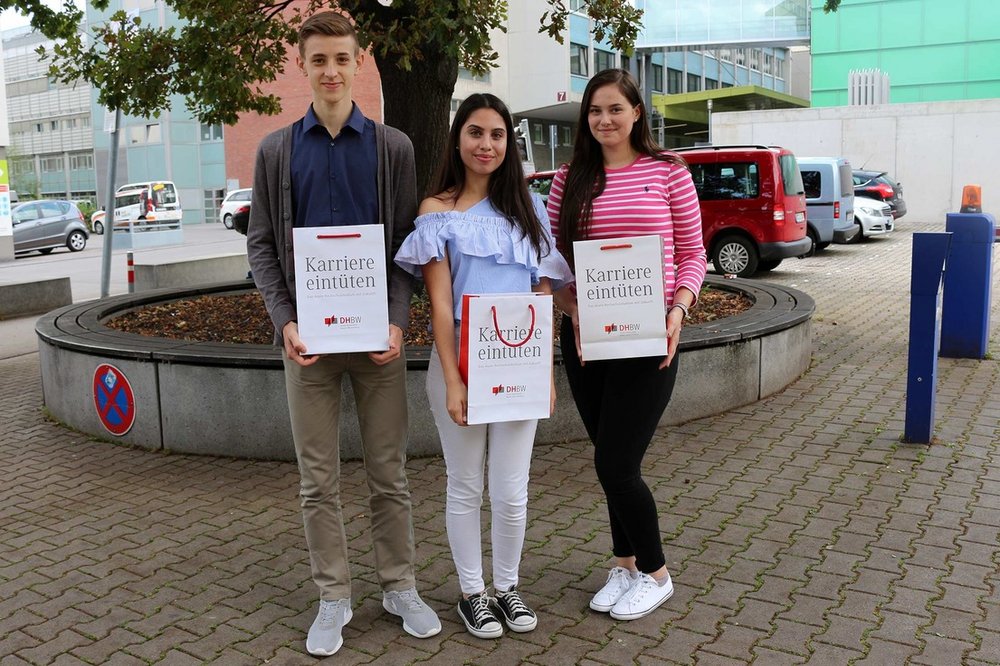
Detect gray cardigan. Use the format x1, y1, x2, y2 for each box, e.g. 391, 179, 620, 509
246, 120, 418, 345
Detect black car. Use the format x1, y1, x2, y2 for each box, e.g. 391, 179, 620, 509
232, 204, 250, 235
852, 170, 907, 219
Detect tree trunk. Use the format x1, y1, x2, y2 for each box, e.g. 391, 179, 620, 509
375, 50, 458, 199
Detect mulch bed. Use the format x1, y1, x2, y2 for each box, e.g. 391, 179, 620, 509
106, 287, 753, 346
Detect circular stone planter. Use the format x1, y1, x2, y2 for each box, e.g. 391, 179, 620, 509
35, 276, 813, 461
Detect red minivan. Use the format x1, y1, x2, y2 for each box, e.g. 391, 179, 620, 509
675, 145, 810, 277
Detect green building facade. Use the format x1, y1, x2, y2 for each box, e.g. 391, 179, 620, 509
811, 0, 1000, 106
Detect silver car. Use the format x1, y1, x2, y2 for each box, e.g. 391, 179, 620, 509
12, 200, 89, 255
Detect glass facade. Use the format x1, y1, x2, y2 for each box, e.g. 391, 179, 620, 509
635, 0, 810, 49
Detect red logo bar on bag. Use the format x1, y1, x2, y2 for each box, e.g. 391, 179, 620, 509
316, 233, 363, 239
599, 243, 633, 250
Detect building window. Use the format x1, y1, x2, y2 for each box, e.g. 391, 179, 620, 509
652, 64, 664, 92
705, 78, 718, 90
570, 43, 588, 76
204, 189, 225, 221
71, 191, 97, 204
69, 153, 94, 170
458, 67, 491, 84
560, 126, 572, 146
12, 160, 34, 176
532, 123, 544, 145
81, 117, 91, 128
667, 68, 682, 94
50, 121, 59, 131
41, 156, 64, 173
200, 123, 223, 141
620, 55, 630, 72
595, 49, 614, 74
64, 118, 77, 129
128, 123, 162, 144
450, 98, 464, 113
569, 0, 584, 10
35, 123, 43, 133
687, 73, 701, 92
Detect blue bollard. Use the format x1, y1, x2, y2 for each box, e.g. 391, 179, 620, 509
941, 213, 995, 359
904, 232, 952, 444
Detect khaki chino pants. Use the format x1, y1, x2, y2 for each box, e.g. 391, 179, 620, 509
283, 350, 415, 600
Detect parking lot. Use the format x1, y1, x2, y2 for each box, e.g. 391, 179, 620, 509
1, 217, 999, 664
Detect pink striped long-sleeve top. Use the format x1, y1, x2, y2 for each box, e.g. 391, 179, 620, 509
547, 154, 708, 307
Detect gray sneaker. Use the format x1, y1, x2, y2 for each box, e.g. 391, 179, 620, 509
383, 588, 442, 638
306, 599, 352, 656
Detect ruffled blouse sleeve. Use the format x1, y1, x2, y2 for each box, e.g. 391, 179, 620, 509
393, 213, 451, 277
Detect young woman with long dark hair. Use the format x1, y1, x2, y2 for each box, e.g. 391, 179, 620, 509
395, 93, 572, 639
549, 69, 707, 620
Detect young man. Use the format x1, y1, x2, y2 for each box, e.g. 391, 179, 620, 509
246, 11, 440, 657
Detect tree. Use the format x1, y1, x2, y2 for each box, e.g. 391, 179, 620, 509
11, 0, 841, 194
24, 0, 641, 195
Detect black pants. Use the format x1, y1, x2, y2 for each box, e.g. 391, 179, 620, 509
561, 316, 679, 574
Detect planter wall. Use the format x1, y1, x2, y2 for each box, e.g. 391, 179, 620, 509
36, 276, 813, 461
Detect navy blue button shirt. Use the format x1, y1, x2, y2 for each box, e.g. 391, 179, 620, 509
290, 103, 378, 228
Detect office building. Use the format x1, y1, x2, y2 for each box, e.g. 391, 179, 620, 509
3, 26, 97, 202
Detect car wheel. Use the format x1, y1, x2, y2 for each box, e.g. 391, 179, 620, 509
93, 220, 104, 235
223, 214, 234, 229
849, 222, 864, 244
758, 259, 782, 272
67, 230, 87, 252
801, 227, 819, 257
712, 235, 759, 277
39, 248, 54, 255
816, 241, 831, 251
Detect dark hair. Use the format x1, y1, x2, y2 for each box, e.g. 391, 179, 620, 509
429, 93, 549, 259
556, 68, 686, 264
298, 11, 359, 57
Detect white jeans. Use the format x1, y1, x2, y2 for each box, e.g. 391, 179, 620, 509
427, 344, 537, 595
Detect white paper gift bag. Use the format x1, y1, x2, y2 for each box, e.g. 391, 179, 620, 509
572, 234, 667, 361
459, 293, 553, 425
292, 224, 389, 354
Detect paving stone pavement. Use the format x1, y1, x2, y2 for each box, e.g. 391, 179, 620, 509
2, 217, 998, 665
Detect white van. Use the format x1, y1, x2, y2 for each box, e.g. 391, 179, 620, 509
91, 181, 182, 234
797, 157, 859, 252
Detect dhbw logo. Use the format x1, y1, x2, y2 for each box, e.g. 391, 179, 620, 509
324, 314, 363, 326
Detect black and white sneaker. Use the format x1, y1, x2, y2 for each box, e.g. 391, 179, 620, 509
493, 587, 537, 632
457, 591, 503, 639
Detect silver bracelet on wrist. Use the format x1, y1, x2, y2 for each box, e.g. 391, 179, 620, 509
669, 302, 689, 319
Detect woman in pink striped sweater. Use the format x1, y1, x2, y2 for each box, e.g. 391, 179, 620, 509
549, 68, 707, 621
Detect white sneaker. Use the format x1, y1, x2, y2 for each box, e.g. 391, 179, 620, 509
589, 566, 636, 612
306, 599, 352, 656
609, 572, 673, 620
383, 588, 442, 638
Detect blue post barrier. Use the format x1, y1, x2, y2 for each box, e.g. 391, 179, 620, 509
904, 232, 952, 444
941, 212, 996, 358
